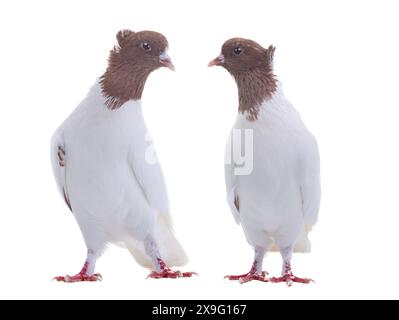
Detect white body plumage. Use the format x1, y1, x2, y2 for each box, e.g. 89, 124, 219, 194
51, 80, 187, 270
225, 84, 320, 254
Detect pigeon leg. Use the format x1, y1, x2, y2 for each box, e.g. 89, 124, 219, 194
271, 248, 313, 287
53, 250, 102, 283
225, 247, 269, 284
144, 235, 197, 279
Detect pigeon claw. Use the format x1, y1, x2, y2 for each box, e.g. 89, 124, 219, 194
271, 274, 314, 287
225, 271, 269, 284
53, 273, 102, 283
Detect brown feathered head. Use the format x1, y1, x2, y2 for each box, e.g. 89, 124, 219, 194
101, 30, 174, 110
209, 38, 277, 121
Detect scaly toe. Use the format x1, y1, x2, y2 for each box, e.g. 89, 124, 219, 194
224, 274, 248, 281
53, 273, 102, 283
271, 275, 313, 286
225, 271, 268, 284
181, 271, 198, 278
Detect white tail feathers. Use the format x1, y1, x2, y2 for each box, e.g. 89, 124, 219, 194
126, 214, 188, 269
269, 226, 312, 253
292, 228, 311, 253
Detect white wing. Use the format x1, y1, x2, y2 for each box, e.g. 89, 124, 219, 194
50, 129, 72, 211
300, 135, 321, 228
129, 146, 170, 215
225, 162, 240, 224
127, 140, 188, 267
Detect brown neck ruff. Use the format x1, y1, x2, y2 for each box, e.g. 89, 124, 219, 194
100, 49, 151, 110
233, 68, 277, 121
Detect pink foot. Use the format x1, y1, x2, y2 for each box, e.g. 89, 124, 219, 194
225, 271, 268, 284
147, 258, 198, 279
53, 261, 102, 283
224, 263, 268, 284
53, 273, 102, 283
271, 263, 313, 287
270, 274, 313, 287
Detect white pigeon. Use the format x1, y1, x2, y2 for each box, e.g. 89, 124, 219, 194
51, 30, 195, 282
209, 38, 320, 286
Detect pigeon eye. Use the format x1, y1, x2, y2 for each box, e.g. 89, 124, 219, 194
141, 42, 151, 51
233, 46, 242, 55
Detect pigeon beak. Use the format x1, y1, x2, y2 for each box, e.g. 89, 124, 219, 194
208, 54, 225, 67
160, 52, 175, 71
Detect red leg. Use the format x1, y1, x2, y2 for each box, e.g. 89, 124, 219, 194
271, 262, 313, 287
147, 258, 198, 279
53, 261, 102, 283
225, 262, 269, 284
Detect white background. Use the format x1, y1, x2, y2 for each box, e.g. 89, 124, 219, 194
0, 0, 398, 300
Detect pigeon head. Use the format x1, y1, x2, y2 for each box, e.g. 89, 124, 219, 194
101, 30, 174, 110
115, 30, 174, 72
209, 38, 277, 121
208, 38, 273, 73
